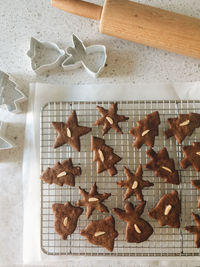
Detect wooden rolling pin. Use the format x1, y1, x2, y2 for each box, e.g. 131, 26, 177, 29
52, 0, 200, 59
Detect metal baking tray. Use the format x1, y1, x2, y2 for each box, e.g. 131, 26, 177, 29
40, 100, 200, 257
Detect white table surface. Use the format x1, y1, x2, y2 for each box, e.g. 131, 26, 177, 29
0, 0, 200, 266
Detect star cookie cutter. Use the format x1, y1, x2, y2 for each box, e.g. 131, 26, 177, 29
0, 70, 27, 113
62, 34, 107, 78
0, 121, 15, 150
27, 37, 66, 75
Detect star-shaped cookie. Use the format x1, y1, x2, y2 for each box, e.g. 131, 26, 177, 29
148, 190, 181, 228
180, 142, 200, 172
146, 147, 180, 185
91, 136, 121, 176
80, 215, 118, 252
164, 113, 200, 144
75, 182, 111, 219
113, 201, 153, 243
116, 165, 154, 201
40, 158, 81, 187
129, 111, 160, 149
185, 213, 200, 248
191, 180, 200, 208
94, 102, 129, 136
51, 110, 92, 151
52, 202, 83, 240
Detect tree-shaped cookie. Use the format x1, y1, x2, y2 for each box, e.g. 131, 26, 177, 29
116, 165, 154, 201
91, 136, 121, 176
129, 111, 160, 149
191, 180, 200, 208
185, 213, 200, 248
51, 110, 92, 151
94, 102, 129, 136
40, 158, 81, 187
164, 113, 200, 144
113, 201, 153, 243
80, 215, 118, 252
180, 142, 200, 172
146, 147, 180, 185
148, 190, 181, 228
75, 182, 111, 219
52, 202, 83, 240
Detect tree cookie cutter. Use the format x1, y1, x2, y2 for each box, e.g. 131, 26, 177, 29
0, 70, 27, 113
27, 34, 107, 77
0, 121, 15, 150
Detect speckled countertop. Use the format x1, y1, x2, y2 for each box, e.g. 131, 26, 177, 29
0, 0, 200, 266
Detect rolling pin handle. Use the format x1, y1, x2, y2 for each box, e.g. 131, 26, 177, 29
51, 0, 103, 20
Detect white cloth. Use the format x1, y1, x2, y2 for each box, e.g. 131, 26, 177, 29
23, 82, 200, 265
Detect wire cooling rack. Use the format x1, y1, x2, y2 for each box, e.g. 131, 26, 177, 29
40, 100, 200, 257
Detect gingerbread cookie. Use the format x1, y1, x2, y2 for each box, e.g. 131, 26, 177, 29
146, 147, 180, 185
113, 201, 153, 243
191, 180, 200, 208
52, 202, 83, 240
116, 165, 154, 201
164, 113, 200, 144
185, 213, 200, 248
180, 142, 200, 172
148, 190, 181, 228
51, 110, 92, 151
80, 216, 118, 252
94, 102, 129, 136
41, 158, 81, 187
91, 136, 121, 176
129, 111, 160, 149
75, 182, 111, 219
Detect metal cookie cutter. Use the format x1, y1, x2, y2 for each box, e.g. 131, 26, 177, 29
27, 35, 107, 77
0, 70, 27, 113
27, 37, 66, 75
62, 34, 107, 78
0, 121, 15, 150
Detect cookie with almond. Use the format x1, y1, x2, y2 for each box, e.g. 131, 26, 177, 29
51, 110, 92, 151
75, 182, 111, 219
91, 136, 121, 176
180, 142, 200, 172
52, 202, 83, 240
94, 102, 129, 136
116, 165, 154, 201
113, 201, 153, 243
148, 190, 181, 228
41, 158, 81, 187
164, 113, 200, 144
129, 111, 160, 149
191, 180, 200, 208
80, 216, 118, 252
185, 213, 200, 248
146, 147, 180, 185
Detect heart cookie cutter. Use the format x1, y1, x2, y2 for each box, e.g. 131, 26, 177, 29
0, 70, 27, 113
0, 121, 15, 150
62, 34, 107, 78
27, 34, 107, 77
27, 37, 66, 75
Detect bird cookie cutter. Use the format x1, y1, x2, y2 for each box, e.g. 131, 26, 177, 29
0, 70, 27, 114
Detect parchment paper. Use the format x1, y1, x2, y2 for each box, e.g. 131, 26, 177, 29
23, 82, 200, 266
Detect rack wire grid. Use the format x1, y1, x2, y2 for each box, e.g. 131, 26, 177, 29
40, 100, 200, 257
